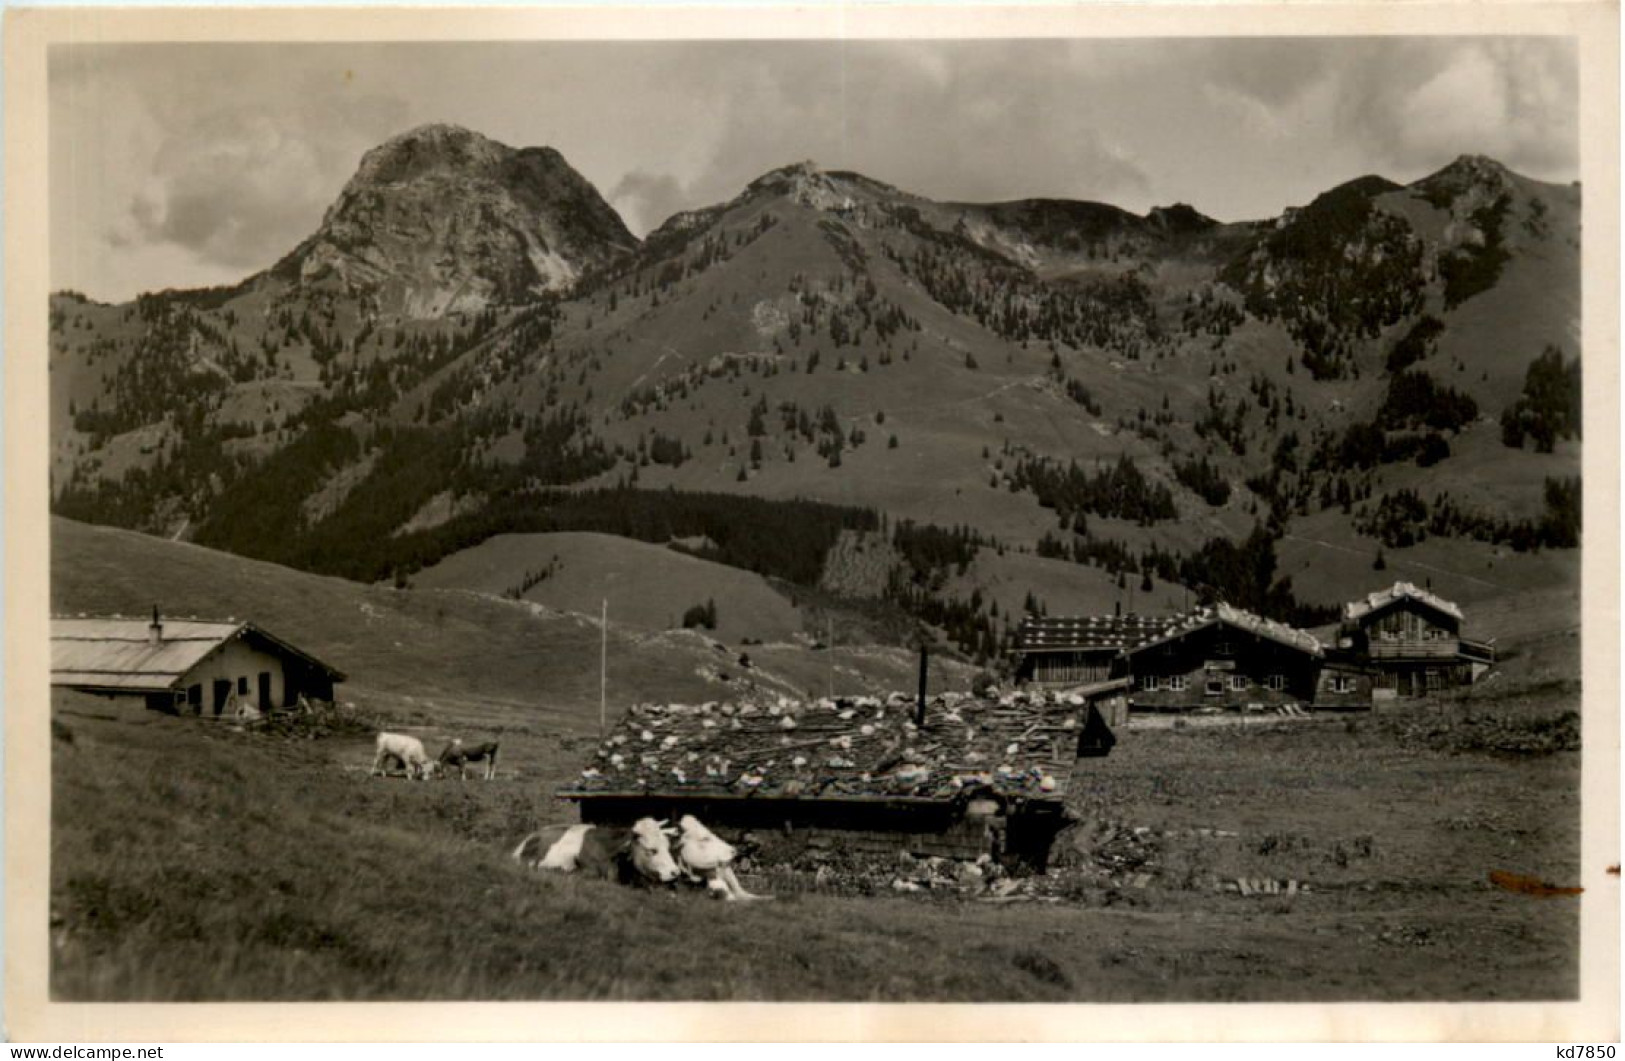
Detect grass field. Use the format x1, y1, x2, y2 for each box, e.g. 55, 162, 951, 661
45, 515, 1585, 1002
50, 678, 1581, 1002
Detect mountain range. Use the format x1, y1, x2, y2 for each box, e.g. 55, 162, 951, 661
49, 123, 1583, 663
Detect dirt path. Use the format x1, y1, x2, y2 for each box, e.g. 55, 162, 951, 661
1281, 531, 1510, 592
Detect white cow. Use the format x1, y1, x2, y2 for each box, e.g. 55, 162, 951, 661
675, 815, 771, 901
371, 732, 435, 780
512, 819, 681, 886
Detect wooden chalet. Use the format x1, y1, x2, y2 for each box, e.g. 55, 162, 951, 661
52, 610, 345, 715
1339, 582, 1495, 697
1014, 614, 1179, 704
557, 687, 1126, 868
1125, 604, 1325, 713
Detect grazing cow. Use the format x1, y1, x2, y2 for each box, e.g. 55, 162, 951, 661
511, 818, 681, 886
437, 738, 500, 781
674, 815, 771, 901
371, 732, 435, 780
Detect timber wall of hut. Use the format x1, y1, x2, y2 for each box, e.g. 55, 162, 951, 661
573, 795, 1069, 866
1127, 625, 1319, 712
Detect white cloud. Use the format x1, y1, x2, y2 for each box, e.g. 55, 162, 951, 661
50, 38, 1578, 301
609, 171, 690, 236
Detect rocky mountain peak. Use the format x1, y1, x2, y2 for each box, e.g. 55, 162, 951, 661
744, 160, 869, 212
1440, 153, 1512, 181
1145, 202, 1217, 235
1412, 154, 1516, 209
346, 123, 514, 189
274, 126, 635, 318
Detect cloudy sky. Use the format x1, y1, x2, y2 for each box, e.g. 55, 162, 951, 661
50, 37, 1578, 303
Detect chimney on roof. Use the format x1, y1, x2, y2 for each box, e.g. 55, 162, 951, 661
148, 605, 163, 646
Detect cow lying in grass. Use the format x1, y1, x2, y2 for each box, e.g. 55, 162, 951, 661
673, 815, 771, 901
511, 816, 771, 900
370, 732, 435, 780
511, 819, 681, 887
437, 738, 500, 780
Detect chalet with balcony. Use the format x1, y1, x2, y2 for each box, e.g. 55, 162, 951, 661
1339, 582, 1495, 697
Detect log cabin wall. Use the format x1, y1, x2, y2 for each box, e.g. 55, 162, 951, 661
1022, 650, 1120, 686
1127, 623, 1320, 712
573, 795, 1064, 865
1354, 602, 1462, 659
1313, 663, 1378, 710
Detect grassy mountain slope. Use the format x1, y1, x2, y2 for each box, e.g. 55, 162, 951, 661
51, 518, 966, 728
49, 135, 1583, 656
412, 530, 805, 642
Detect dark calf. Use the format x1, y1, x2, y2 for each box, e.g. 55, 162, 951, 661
437, 738, 500, 780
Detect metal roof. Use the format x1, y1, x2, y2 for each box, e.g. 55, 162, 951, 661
1342, 582, 1464, 625
51, 616, 345, 692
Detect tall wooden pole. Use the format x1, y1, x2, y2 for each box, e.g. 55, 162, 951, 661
599, 598, 608, 737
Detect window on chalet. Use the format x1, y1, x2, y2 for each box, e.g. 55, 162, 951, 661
1140, 675, 1158, 692
1229, 674, 1248, 691
1213, 639, 1234, 656
1267, 674, 1286, 692
1425, 668, 1442, 691
237, 676, 249, 695
1332, 675, 1356, 693
1205, 678, 1223, 696
1169, 675, 1188, 692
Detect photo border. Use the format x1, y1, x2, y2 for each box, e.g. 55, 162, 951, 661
6, 2, 1619, 1042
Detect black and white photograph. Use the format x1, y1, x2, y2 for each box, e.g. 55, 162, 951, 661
7, 3, 1619, 1041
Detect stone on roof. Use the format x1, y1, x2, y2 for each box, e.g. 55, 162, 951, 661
1016, 614, 1181, 652
560, 687, 1125, 805
1127, 604, 1323, 657
1342, 582, 1464, 624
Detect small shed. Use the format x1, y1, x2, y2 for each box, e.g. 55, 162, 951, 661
558, 688, 1123, 869
52, 610, 345, 716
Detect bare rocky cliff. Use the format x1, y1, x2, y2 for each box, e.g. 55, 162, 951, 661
271, 123, 637, 317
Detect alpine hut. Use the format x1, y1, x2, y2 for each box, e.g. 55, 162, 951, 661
1339, 582, 1495, 697
558, 688, 1124, 869
1014, 613, 1180, 724
52, 609, 345, 716
1125, 603, 1325, 714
